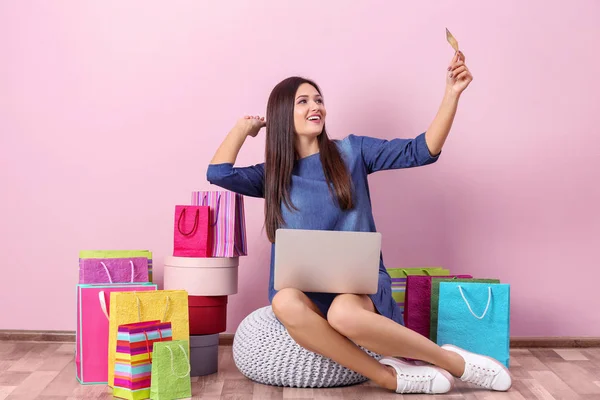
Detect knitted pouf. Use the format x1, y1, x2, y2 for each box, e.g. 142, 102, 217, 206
233, 306, 380, 388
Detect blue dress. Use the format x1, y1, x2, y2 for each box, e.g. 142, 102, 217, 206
206, 132, 439, 325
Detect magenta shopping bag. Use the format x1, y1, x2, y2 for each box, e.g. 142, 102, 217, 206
173, 205, 211, 257
191, 191, 247, 257
404, 275, 472, 338
75, 283, 157, 384
79, 258, 149, 284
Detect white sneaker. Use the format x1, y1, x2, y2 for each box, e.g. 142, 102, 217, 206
441, 344, 512, 391
379, 356, 454, 394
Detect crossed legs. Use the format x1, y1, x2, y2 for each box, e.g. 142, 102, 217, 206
271, 288, 466, 391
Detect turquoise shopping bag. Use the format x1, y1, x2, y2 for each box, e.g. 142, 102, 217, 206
437, 282, 510, 368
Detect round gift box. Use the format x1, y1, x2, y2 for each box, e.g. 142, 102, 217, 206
163, 256, 238, 296
188, 295, 228, 335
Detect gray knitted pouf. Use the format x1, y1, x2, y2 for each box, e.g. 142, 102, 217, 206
233, 306, 380, 388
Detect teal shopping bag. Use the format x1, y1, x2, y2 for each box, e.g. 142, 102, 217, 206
430, 278, 500, 343
437, 282, 510, 368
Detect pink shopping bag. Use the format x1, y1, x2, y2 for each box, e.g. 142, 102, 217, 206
75, 283, 157, 385
404, 275, 472, 339
78, 257, 149, 284
191, 191, 247, 257
173, 205, 211, 257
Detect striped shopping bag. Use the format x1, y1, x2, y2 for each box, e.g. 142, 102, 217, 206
387, 268, 450, 315
191, 190, 247, 257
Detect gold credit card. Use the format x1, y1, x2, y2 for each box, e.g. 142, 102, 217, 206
446, 28, 459, 52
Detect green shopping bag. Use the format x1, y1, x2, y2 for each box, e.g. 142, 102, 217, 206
429, 278, 500, 343
150, 340, 192, 400
387, 268, 450, 314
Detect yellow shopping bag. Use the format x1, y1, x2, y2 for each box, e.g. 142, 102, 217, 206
107, 290, 189, 387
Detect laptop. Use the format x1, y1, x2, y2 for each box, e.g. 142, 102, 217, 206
273, 228, 381, 294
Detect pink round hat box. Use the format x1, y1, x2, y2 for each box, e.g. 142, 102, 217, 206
163, 256, 238, 295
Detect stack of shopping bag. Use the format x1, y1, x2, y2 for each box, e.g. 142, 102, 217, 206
108, 291, 191, 399
164, 190, 247, 377
113, 321, 172, 400
76, 251, 193, 399
388, 267, 511, 368
388, 267, 450, 315
76, 250, 157, 385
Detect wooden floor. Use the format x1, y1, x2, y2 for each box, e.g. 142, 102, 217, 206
1, 341, 600, 399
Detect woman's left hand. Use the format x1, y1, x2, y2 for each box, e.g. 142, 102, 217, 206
446, 51, 473, 95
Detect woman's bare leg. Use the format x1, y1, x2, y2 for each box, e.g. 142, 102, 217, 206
271, 288, 398, 390
326, 294, 465, 376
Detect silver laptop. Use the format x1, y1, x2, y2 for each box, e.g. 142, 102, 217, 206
273, 228, 381, 294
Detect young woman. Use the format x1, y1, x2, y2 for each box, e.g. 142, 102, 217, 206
207, 51, 512, 395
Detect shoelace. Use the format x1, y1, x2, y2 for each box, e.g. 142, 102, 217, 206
396, 373, 432, 393
462, 362, 498, 388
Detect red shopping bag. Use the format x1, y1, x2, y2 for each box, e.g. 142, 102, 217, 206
173, 206, 211, 257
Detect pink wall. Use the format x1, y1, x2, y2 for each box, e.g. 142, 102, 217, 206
1, 1, 599, 337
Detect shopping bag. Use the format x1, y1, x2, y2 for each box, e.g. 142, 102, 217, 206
437, 282, 511, 368
430, 278, 500, 343
79, 257, 149, 284
150, 340, 192, 400
404, 274, 472, 338
75, 283, 157, 385
80, 250, 154, 282
173, 205, 211, 257
113, 321, 172, 400
107, 290, 189, 387
386, 268, 450, 315
191, 190, 247, 257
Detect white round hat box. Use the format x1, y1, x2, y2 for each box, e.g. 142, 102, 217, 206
163, 256, 239, 296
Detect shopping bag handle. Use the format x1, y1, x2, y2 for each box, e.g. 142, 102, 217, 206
99, 291, 109, 320
136, 295, 170, 322
166, 344, 191, 378
458, 285, 492, 320
399, 269, 435, 276
177, 208, 199, 236
142, 328, 164, 362
200, 193, 222, 227
100, 260, 135, 283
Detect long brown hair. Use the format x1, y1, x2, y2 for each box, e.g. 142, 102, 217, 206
264, 77, 353, 243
